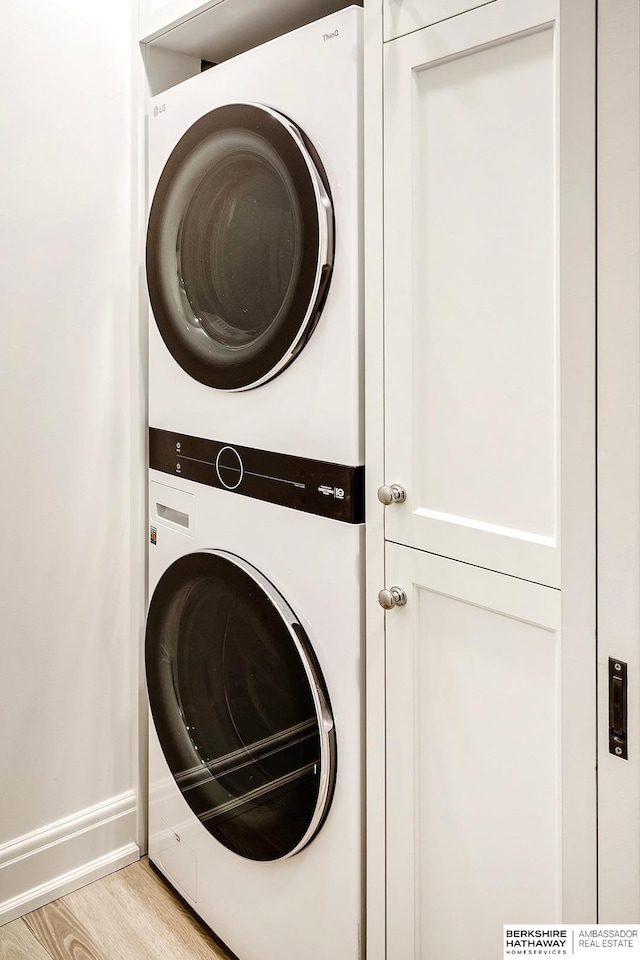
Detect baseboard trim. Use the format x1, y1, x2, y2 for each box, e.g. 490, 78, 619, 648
0, 791, 140, 925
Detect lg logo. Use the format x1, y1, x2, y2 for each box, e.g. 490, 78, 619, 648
153, 103, 166, 118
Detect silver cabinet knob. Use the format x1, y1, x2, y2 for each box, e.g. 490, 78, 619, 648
378, 586, 408, 610
377, 484, 406, 506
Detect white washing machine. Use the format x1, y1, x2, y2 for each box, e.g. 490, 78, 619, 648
146, 6, 362, 466
145, 447, 364, 960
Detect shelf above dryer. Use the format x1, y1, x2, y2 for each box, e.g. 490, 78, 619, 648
140, 0, 362, 65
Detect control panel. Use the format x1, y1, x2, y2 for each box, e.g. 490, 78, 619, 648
149, 428, 365, 524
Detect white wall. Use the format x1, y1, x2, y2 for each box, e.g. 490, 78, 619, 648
0, 0, 140, 920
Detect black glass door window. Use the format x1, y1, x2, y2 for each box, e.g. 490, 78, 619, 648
145, 551, 336, 861
146, 103, 334, 391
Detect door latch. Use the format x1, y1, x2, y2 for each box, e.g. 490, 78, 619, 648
609, 657, 628, 760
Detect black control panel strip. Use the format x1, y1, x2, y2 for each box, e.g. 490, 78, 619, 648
149, 428, 365, 524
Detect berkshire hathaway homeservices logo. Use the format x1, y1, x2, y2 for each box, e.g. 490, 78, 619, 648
504, 925, 640, 957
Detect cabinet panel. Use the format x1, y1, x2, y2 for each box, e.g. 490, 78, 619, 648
385, 542, 594, 958
383, 0, 495, 42
382, 0, 594, 588
409, 28, 554, 542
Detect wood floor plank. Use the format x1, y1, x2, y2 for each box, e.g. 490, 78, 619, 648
0, 918, 53, 960
24, 899, 109, 960
100, 860, 234, 960
34, 860, 233, 960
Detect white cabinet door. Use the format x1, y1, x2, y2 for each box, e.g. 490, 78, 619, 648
383, 0, 595, 588
385, 541, 596, 959
383, 0, 495, 42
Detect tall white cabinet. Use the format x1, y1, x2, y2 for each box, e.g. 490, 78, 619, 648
366, 0, 596, 956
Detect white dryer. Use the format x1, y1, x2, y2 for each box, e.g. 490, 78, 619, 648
145, 453, 363, 960
146, 6, 362, 466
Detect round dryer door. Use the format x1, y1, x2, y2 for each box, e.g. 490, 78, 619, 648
146, 102, 334, 392
145, 550, 336, 862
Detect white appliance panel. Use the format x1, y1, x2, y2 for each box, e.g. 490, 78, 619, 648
147, 7, 362, 464
147, 471, 364, 960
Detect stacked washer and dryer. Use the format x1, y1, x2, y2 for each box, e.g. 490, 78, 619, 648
144, 7, 364, 960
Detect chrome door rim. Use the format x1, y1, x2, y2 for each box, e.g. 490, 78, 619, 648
145, 548, 337, 860
146, 102, 334, 392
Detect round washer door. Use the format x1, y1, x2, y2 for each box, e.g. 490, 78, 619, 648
146, 102, 334, 392
145, 550, 336, 862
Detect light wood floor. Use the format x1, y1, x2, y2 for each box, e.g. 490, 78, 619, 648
0, 859, 235, 960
